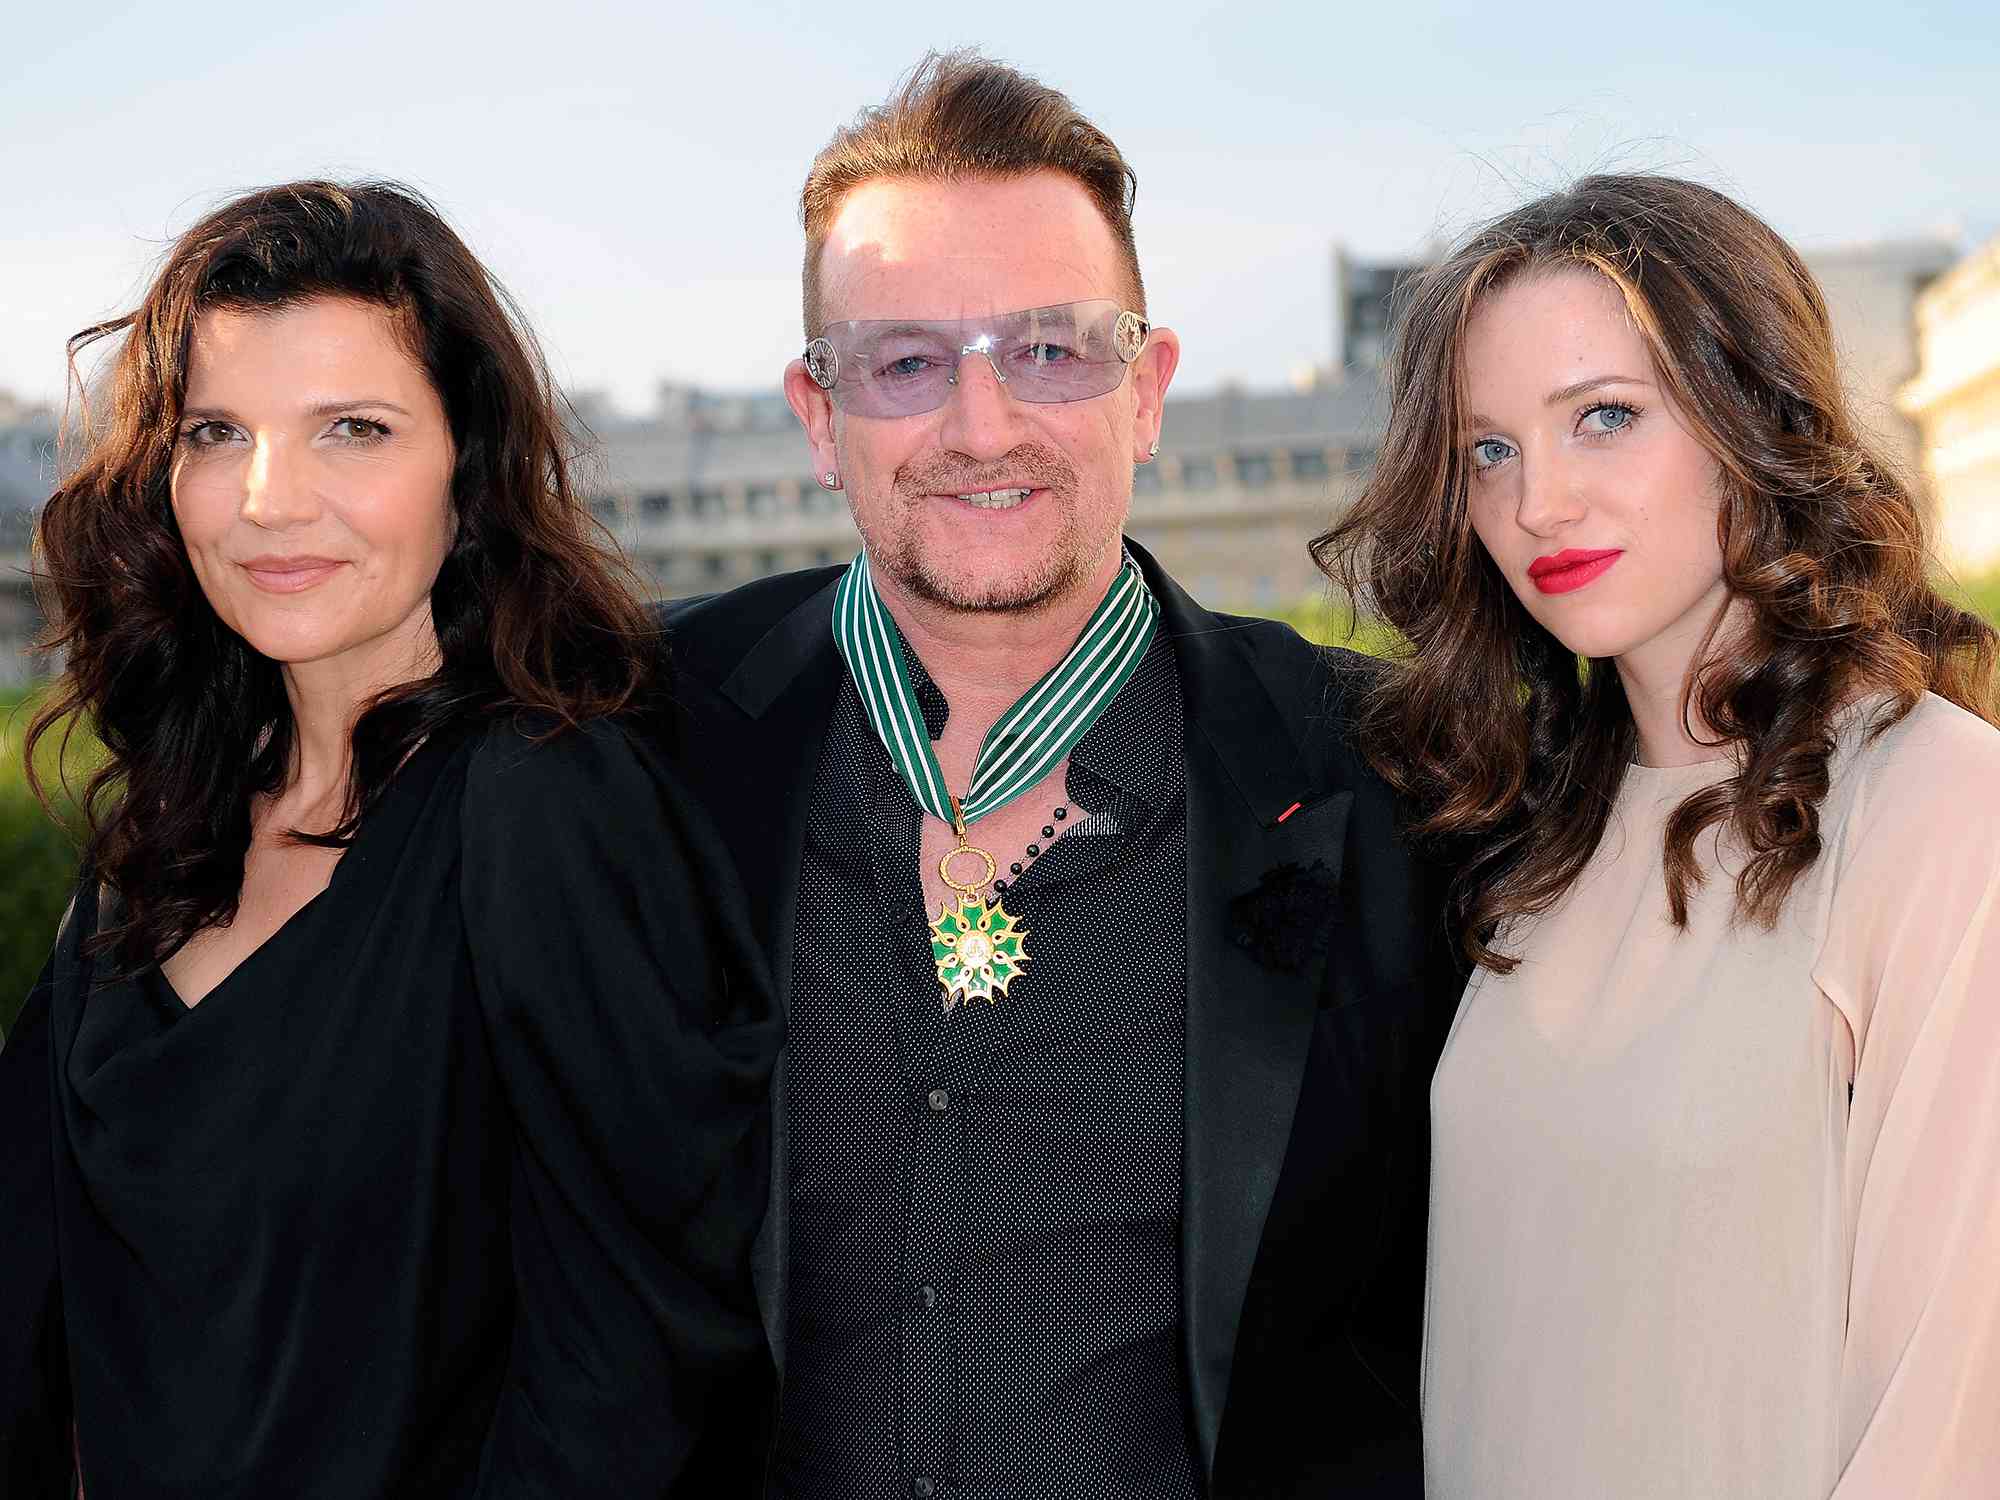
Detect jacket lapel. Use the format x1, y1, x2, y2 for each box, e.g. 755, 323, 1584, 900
1137, 547, 1346, 1482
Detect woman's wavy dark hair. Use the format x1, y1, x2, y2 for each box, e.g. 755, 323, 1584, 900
28, 179, 660, 972
1314, 173, 1998, 972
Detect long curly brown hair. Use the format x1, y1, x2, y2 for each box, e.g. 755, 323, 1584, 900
1314, 173, 1998, 972
29, 180, 659, 972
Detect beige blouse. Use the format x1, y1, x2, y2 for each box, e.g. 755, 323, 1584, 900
1423, 693, 2000, 1499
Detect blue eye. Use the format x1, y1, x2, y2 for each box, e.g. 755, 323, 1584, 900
879, 355, 938, 381
1470, 438, 1514, 470
1579, 402, 1639, 435
1021, 342, 1077, 366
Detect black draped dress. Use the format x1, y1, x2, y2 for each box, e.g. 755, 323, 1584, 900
0, 716, 781, 1498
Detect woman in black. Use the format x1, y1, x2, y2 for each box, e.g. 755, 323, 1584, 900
0, 181, 779, 1497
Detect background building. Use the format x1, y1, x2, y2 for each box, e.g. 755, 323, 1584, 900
1329, 248, 1427, 375
1810, 240, 1960, 486
0, 233, 1990, 685
1899, 232, 2000, 573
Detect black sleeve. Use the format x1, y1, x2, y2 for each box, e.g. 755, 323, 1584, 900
1340, 763, 1465, 1436
0, 950, 75, 1498
459, 718, 782, 1498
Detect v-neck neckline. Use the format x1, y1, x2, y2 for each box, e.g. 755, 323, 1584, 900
154, 880, 338, 1014
147, 729, 466, 1016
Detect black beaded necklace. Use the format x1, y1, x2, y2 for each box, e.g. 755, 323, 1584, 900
989, 805, 1068, 898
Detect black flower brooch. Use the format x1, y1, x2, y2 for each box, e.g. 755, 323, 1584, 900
1227, 859, 1340, 975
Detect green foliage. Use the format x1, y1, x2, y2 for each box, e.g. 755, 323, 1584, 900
1260, 591, 1407, 656
1, 690, 87, 1037
1950, 569, 2000, 627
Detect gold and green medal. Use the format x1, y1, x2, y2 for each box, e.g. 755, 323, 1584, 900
831, 550, 1159, 1012
929, 793, 1031, 1008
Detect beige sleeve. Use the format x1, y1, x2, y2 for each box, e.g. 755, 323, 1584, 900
1815, 739, 2000, 1498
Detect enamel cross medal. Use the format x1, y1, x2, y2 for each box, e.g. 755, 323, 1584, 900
930, 795, 1030, 1011
831, 548, 1159, 1014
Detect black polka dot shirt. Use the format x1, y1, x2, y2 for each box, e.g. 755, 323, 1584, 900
769, 630, 1197, 1500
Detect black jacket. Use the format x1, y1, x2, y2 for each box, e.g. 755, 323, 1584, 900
659, 540, 1461, 1499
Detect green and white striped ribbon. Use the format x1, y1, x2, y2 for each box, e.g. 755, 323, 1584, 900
831, 551, 1160, 831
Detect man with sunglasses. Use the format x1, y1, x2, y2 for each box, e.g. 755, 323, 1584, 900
662, 50, 1457, 1500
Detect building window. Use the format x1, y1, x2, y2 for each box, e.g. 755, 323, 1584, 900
1291, 449, 1330, 480
642, 491, 675, 519
1234, 453, 1273, 487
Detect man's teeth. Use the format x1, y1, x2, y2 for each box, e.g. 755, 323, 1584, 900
954, 488, 1032, 509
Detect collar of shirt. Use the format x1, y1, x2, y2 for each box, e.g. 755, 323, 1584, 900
899, 627, 1182, 822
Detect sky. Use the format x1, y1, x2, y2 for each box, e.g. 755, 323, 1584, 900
3, 0, 1997, 414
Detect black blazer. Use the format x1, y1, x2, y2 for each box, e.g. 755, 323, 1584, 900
659, 540, 1461, 1499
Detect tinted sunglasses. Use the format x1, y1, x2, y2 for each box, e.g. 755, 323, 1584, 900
804, 299, 1150, 418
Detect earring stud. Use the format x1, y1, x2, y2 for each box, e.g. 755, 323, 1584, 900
821, 470, 841, 490
1148, 440, 1160, 458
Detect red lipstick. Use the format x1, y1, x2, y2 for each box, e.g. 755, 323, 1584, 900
1528, 548, 1622, 595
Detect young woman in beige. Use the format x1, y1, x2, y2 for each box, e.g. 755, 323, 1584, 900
1318, 174, 2000, 1498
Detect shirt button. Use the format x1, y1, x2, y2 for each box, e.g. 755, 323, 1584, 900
912, 1480, 936, 1499
927, 1088, 951, 1112
919, 1284, 939, 1309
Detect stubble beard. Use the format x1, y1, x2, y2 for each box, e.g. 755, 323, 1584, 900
889, 519, 1092, 615
866, 443, 1119, 618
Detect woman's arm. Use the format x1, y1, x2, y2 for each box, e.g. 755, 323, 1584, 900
1815, 722, 2000, 1498
0, 951, 76, 1497
460, 716, 782, 1497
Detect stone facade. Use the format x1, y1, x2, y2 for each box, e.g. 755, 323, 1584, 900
1899, 233, 2000, 573
1808, 240, 1959, 490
